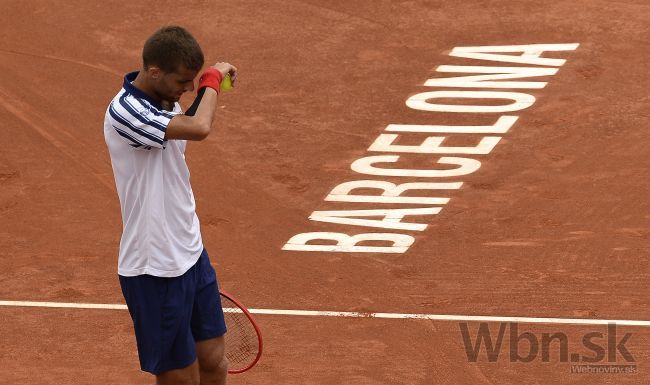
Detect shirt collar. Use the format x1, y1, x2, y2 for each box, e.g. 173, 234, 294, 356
123, 71, 164, 109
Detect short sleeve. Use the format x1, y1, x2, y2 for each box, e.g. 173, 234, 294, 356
108, 94, 179, 150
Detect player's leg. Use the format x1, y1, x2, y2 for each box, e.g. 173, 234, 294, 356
120, 264, 203, 385
196, 336, 228, 385
190, 248, 229, 384
155, 360, 200, 385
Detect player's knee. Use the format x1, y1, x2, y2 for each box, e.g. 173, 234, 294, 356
156, 360, 201, 385
171, 379, 199, 385
220, 355, 229, 373
156, 370, 200, 385
199, 348, 228, 375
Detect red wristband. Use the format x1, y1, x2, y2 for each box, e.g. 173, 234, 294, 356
198, 68, 224, 93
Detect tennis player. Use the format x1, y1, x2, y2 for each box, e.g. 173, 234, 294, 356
103, 26, 236, 385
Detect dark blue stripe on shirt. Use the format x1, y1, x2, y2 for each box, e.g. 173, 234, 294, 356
109, 104, 164, 145
137, 99, 176, 119
112, 124, 145, 147
119, 94, 168, 132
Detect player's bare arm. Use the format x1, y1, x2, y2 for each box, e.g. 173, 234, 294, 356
165, 62, 238, 141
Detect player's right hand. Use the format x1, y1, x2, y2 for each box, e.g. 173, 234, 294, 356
211, 62, 238, 86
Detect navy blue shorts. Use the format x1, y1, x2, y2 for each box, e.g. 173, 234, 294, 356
119, 248, 227, 375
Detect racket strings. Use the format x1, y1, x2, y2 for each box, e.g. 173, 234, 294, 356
221, 296, 259, 370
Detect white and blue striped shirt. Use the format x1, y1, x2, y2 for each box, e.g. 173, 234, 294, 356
104, 71, 203, 277
107, 72, 179, 149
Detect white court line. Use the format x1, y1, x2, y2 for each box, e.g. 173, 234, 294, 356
1, 300, 649, 326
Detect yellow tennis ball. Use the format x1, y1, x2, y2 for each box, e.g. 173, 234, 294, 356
221, 73, 233, 92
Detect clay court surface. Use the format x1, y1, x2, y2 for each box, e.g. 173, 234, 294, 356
1, 0, 649, 384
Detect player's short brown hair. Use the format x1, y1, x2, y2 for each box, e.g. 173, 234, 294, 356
142, 26, 204, 73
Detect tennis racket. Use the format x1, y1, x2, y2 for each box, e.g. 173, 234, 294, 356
219, 290, 263, 374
